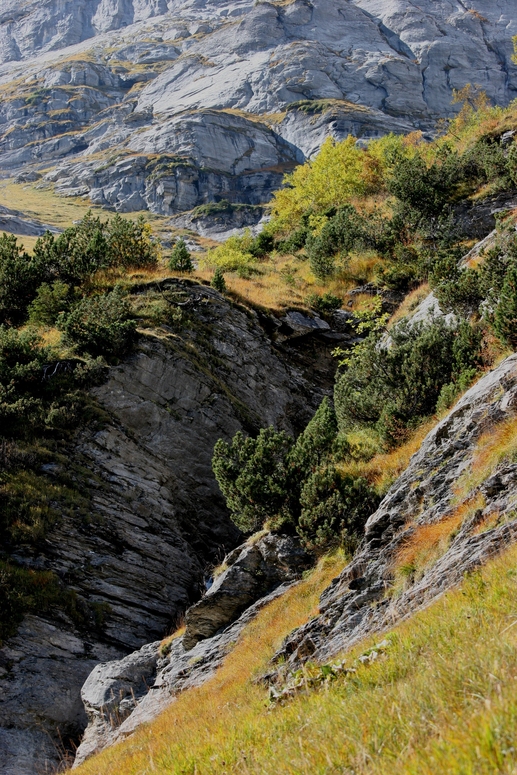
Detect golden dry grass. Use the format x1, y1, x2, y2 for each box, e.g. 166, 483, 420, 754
388, 282, 430, 327
71, 540, 517, 775
0, 181, 98, 229
394, 494, 485, 578
72, 552, 348, 775
454, 414, 517, 500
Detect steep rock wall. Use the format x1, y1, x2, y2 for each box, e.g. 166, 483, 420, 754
0, 0, 514, 216
0, 284, 328, 775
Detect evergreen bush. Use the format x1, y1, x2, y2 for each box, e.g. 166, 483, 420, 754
169, 238, 193, 272
58, 287, 136, 358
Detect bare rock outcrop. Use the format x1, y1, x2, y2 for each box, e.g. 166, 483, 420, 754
74, 532, 310, 767
183, 533, 312, 650
0, 283, 329, 775
272, 353, 517, 673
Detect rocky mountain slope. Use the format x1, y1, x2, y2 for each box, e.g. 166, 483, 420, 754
0, 283, 334, 775
70, 345, 517, 767
0, 0, 515, 222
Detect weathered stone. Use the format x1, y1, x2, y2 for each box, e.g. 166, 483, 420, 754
183, 533, 313, 650
271, 352, 517, 674
0, 283, 329, 775
0, 0, 515, 215
74, 582, 294, 767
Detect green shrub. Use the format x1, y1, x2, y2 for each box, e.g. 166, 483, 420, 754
212, 268, 226, 292
32, 212, 160, 290
28, 281, 70, 326
494, 263, 517, 348
306, 292, 342, 314
335, 318, 482, 444
58, 287, 136, 358
212, 399, 376, 549
288, 397, 339, 479
298, 467, 379, 550
203, 232, 258, 276
169, 239, 193, 273
212, 427, 293, 533
0, 234, 43, 325
106, 213, 160, 269
387, 147, 463, 225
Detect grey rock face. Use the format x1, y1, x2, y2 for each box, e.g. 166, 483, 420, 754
74, 581, 293, 766
0, 283, 328, 775
0, 0, 515, 216
0, 204, 59, 236
272, 353, 517, 673
183, 533, 312, 650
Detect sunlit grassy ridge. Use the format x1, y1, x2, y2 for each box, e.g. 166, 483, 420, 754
72, 540, 517, 775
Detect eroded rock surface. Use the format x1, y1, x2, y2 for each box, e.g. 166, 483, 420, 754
183, 533, 312, 650
73, 580, 293, 766
0, 0, 514, 217
272, 353, 517, 672
0, 283, 328, 775
74, 533, 311, 765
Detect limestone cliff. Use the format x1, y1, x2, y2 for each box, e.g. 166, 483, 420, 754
0, 0, 514, 222
0, 283, 331, 775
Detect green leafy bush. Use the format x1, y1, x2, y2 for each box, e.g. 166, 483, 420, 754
58, 287, 136, 358
298, 468, 379, 550
27, 281, 70, 326
212, 427, 293, 533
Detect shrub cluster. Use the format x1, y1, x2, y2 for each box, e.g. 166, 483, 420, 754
213, 399, 379, 550
335, 318, 481, 446
0, 211, 160, 326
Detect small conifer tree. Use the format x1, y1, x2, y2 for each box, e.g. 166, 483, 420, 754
169, 239, 193, 273
494, 264, 517, 348
211, 267, 226, 292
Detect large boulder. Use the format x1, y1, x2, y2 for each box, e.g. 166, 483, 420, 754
183, 533, 313, 650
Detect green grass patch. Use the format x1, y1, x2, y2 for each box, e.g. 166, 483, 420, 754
73, 543, 517, 775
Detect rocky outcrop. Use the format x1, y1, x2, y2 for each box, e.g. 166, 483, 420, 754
74, 531, 311, 766
183, 533, 312, 650
271, 353, 517, 673
73, 581, 293, 766
0, 0, 515, 217
0, 204, 59, 236
0, 282, 329, 775
72, 350, 517, 766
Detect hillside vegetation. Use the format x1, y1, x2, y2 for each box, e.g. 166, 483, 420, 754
4, 90, 517, 642
4, 87, 517, 772
72, 542, 517, 775
210, 89, 517, 551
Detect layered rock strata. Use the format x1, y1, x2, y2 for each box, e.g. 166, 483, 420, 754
0, 0, 514, 216
0, 283, 331, 775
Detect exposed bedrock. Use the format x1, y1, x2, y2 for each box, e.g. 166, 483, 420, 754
0, 284, 332, 775
72, 350, 517, 767
0, 0, 514, 215
273, 353, 517, 671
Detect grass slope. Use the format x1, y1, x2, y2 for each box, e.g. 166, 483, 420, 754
72, 543, 517, 775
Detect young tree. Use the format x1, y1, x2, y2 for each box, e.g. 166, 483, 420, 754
169, 238, 193, 272
212, 428, 293, 533
211, 267, 226, 292
494, 264, 517, 348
